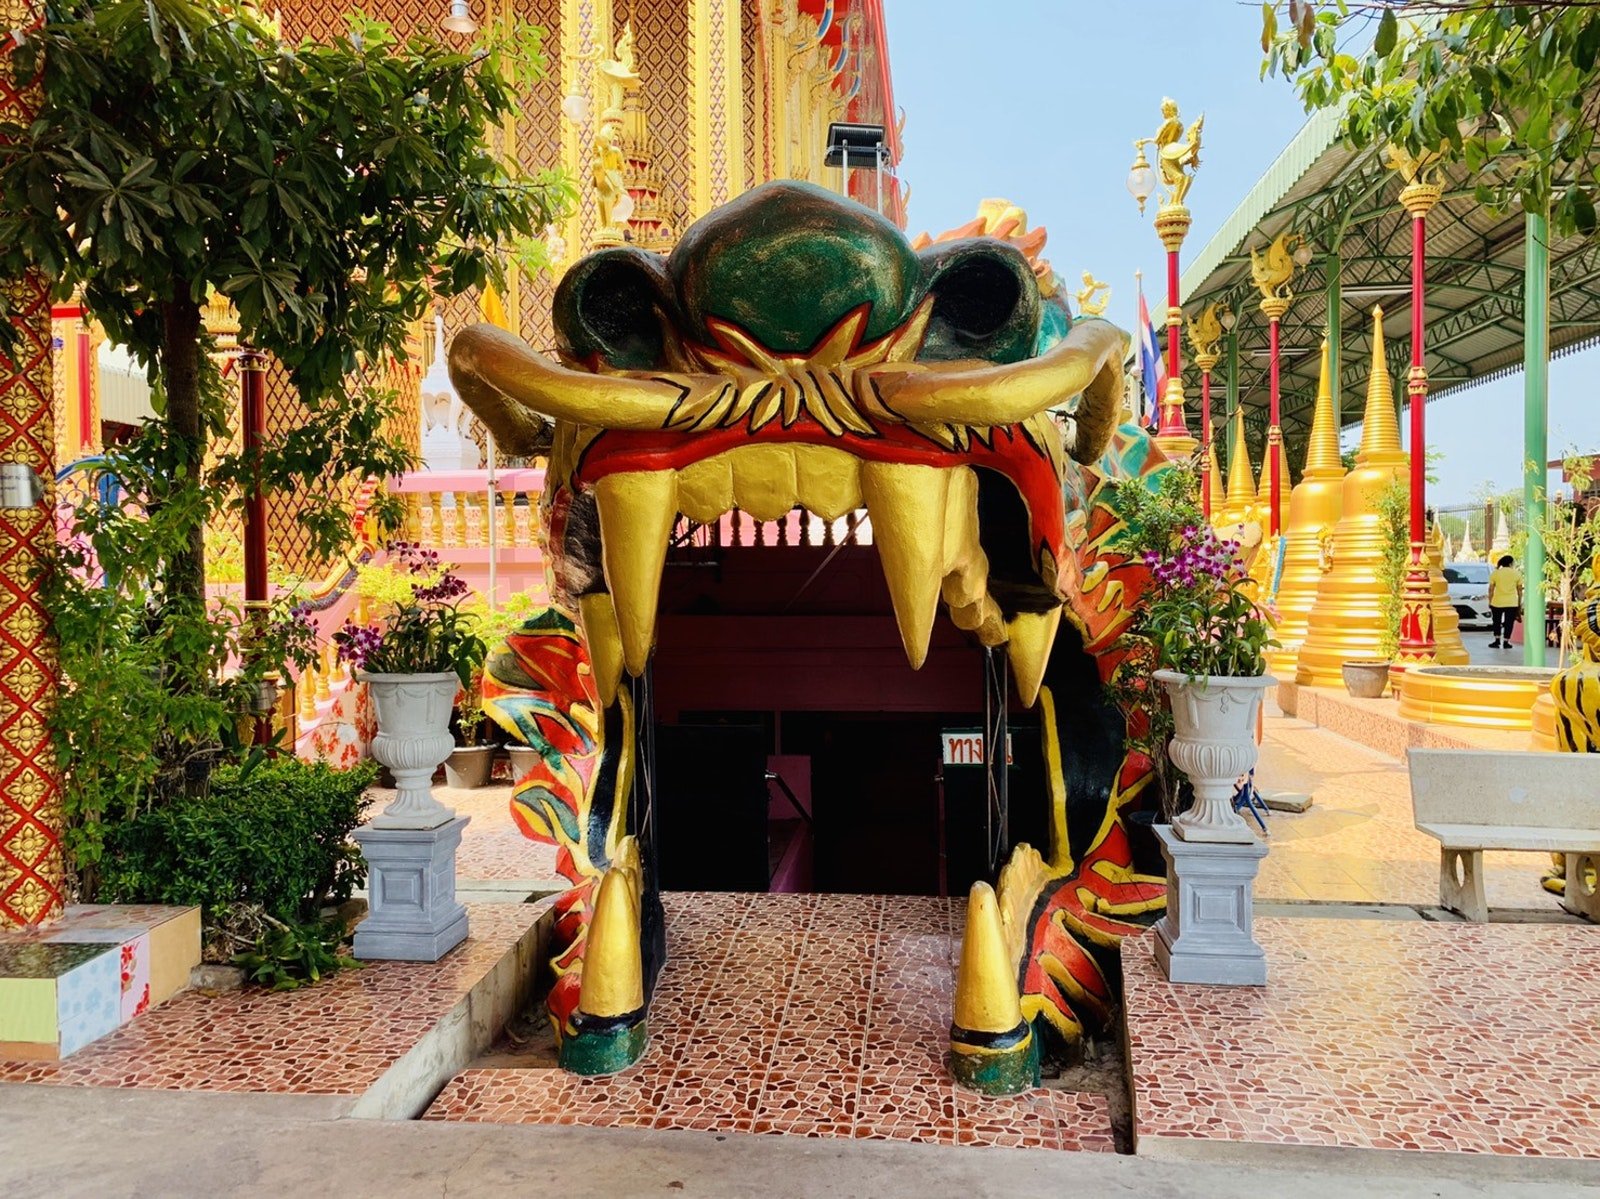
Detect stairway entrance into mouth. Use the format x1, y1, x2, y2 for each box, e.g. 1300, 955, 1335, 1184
647, 519, 1038, 897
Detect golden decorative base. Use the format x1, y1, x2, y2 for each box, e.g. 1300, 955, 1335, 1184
1397, 666, 1559, 732
1529, 690, 1558, 752
1154, 204, 1191, 253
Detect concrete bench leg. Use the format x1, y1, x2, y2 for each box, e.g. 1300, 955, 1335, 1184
1439, 848, 1487, 922
1563, 853, 1600, 922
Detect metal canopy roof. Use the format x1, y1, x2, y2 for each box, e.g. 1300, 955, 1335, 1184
1179, 111, 1600, 469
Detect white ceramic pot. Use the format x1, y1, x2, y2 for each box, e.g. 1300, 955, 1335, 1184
363, 671, 460, 829
1154, 670, 1277, 844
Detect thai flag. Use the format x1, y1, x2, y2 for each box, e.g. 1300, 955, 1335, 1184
1137, 288, 1165, 429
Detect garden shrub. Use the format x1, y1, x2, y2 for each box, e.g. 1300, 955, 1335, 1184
99, 759, 377, 924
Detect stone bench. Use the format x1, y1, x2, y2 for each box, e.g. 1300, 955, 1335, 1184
1407, 748, 1600, 922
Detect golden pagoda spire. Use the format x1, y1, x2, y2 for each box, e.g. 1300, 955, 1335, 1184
1294, 304, 1467, 685
1358, 306, 1403, 463
1263, 335, 1348, 677
1302, 338, 1343, 479
1222, 407, 1256, 524
1207, 427, 1226, 516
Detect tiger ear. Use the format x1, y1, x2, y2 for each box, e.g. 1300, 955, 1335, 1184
552, 247, 683, 370
916, 238, 1042, 364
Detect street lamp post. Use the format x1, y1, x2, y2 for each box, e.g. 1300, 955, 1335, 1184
1129, 98, 1203, 460
1390, 147, 1443, 672
1251, 233, 1307, 538
1186, 303, 1223, 519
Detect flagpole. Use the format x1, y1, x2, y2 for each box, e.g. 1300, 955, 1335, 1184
1135, 268, 1145, 426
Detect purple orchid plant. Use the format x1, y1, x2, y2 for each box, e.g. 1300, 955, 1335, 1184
333, 542, 485, 687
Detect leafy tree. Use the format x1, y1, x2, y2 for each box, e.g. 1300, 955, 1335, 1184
0, 0, 572, 596
1513, 452, 1598, 664
1262, 1, 1600, 236
0, 0, 573, 896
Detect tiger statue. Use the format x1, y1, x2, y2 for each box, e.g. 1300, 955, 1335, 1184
1543, 596, 1600, 897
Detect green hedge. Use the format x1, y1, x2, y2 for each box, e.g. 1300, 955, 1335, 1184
99, 759, 378, 922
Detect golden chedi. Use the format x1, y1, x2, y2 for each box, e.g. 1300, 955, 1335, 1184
1206, 428, 1226, 516
1264, 339, 1345, 677
1218, 407, 1257, 528
1424, 519, 1470, 663
1295, 308, 1410, 686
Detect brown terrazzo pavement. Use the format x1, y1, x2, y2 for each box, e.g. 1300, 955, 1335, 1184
1125, 918, 1600, 1158
0, 904, 540, 1095
424, 892, 1116, 1152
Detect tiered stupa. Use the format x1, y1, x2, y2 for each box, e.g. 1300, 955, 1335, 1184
1219, 408, 1257, 528
1206, 429, 1226, 516
1263, 339, 1344, 678
1296, 308, 1467, 684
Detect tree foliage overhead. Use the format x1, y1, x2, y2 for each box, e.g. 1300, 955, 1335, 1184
0, 0, 570, 394
1262, 1, 1600, 236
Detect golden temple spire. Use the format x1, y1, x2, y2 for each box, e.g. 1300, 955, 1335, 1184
1303, 337, 1343, 479
1207, 427, 1226, 515
1224, 407, 1256, 519
1358, 306, 1403, 462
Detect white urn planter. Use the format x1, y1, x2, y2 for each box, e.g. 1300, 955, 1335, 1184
363, 671, 460, 829
1151, 669, 1275, 986
1154, 670, 1276, 844
354, 670, 471, 962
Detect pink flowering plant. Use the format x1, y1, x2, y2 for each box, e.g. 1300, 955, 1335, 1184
1108, 465, 1275, 681
1106, 465, 1275, 818
333, 543, 485, 687
1140, 524, 1275, 680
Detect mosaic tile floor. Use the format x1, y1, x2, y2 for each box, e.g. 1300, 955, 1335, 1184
425, 892, 1116, 1151
1254, 713, 1550, 909
0, 904, 539, 1096
1126, 917, 1600, 1158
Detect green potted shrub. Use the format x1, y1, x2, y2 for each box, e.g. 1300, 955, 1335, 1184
1341, 480, 1407, 699
443, 669, 495, 788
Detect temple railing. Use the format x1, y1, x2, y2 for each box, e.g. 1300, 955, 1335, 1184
390, 467, 547, 554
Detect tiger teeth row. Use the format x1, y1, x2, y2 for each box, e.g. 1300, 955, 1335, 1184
580, 445, 1061, 706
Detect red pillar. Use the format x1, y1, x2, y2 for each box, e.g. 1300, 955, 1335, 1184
1258, 295, 1291, 538
1396, 177, 1442, 667
238, 348, 274, 746
1199, 365, 1213, 518
1268, 314, 1283, 536
1152, 207, 1196, 458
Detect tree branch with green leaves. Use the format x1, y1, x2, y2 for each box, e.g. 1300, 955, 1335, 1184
1262, 0, 1600, 235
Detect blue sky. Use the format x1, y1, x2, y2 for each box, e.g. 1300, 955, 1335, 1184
884, 0, 1600, 509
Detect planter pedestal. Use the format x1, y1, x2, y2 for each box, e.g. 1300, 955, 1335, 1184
1151, 825, 1268, 986
352, 816, 470, 962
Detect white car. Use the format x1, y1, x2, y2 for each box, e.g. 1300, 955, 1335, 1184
1444, 562, 1492, 628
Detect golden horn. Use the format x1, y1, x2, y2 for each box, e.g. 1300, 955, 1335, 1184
449, 323, 722, 442
864, 320, 1126, 464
